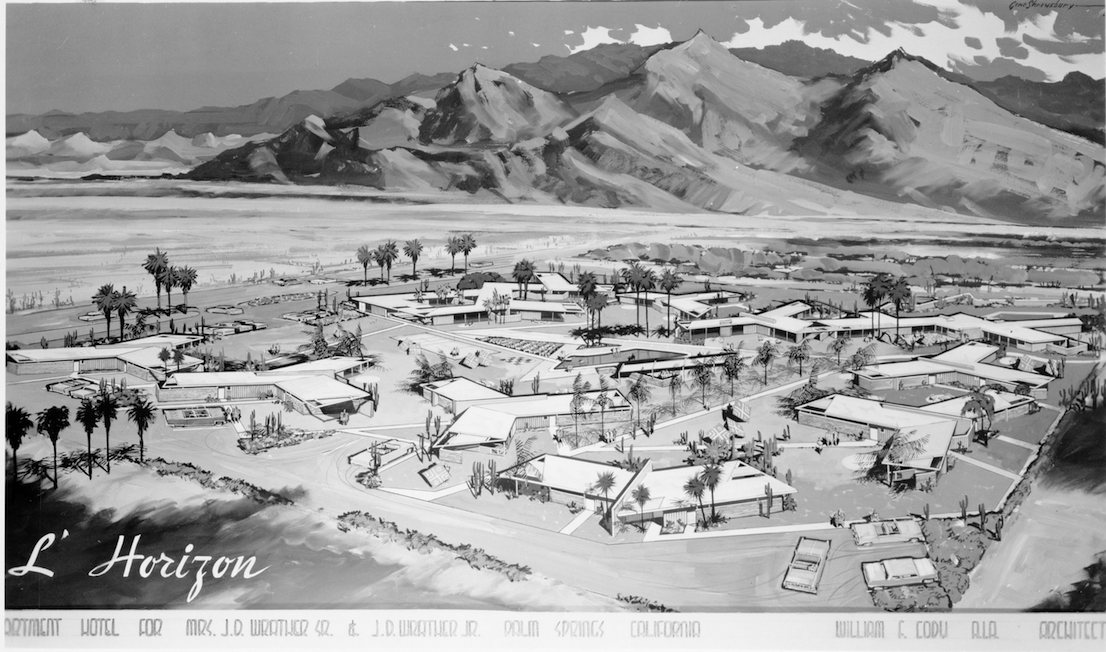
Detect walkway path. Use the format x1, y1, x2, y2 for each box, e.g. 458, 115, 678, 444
949, 451, 1022, 481
379, 483, 469, 501
994, 434, 1038, 451
559, 509, 595, 535
643, 521, 835, 542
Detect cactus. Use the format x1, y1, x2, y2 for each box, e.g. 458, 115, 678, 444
995, 515, 1004, 541
487, 460, 497, 494
959, 495, 970, 522
923, 503, 930, 521
785, 469, 793, 485
764, 483, 774, 518
978, 503, 986, 531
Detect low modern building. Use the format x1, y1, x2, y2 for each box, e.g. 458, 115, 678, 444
6, 335, 205, 381
422, 377, 510, 415
852, 342, 1053, 398
157, 357, 375, 417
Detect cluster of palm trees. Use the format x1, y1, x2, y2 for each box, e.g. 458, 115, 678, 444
575, 271, 610, 332
356, 239, 429, 284
91, 283, 138, 342
6, 393, 156, 487
142, 248, 198, 313
861, 273, 913, 339
682, 463, 725, 528
446, 234, 477, 273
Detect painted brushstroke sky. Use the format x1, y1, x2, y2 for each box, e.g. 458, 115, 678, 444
6, 0, 1105, 115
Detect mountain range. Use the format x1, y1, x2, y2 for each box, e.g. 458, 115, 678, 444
8, 35, 1104, 223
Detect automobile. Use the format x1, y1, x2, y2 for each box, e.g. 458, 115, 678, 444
782, 537, 831, 594
851, 518, 924, 546
862, 557, 939, 589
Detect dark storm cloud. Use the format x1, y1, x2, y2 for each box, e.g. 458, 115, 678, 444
1024, 33, 1105, 56
965, 36, 984, 49
734, 0, 957, 42
960, 0, 1104, 40
997, 36, 1031, 59
951, 54, 1049, 81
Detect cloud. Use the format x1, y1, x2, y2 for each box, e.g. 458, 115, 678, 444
628, 24, 672, 46
964, 36, 982, 49
567, 25, 625, 54
449, 44, 458, 52
996, 37, 1029, 60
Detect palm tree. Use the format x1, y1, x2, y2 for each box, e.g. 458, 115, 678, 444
887, 276, 913, 340
75, 398, 99, 479
162, 266, 178, 310
830, 335, 850, 365
157, 347, 171, 372
627, 375, 651, 435
640, 268, 658, 336
114, 286, 137, 341
127, 399, 156, 463
512, 259, 537, 300
721, 349, 746, 396
459, 233, 476, 273
92, 283, 116, 342
692, 361, 713, 409
961, 387, 996, 435
667, 372, 685, 416
576, 271, 598, 300
862, 429, 930, 486
143, 248, 169, 310
177, 266, 198, 306
658, 268, 683, 338
97, 390, 119, 473
403, 239, 424, 276
862, 273, 892, 335
699, 464, 722, 521
755, 340, 779, 384
586, 292, 608, 332
787, 339, 811, 376
593, 471, 618, 530
6, 403, 34, 481
620, 262, 646, 329
36, 406, 70, 488
172, 348, 185, 373
446, 236, 463, 272
373, 245, 388, 280
683, 476, 708, 527
595, 376, 612, 440
356, 245, 373, 283
631, 484, 652, 531
382, 240, 400, 281
570, 373, 592, 447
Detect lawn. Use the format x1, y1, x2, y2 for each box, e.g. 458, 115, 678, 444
435, 488, 580, 532
956, 438, 1032, 475
989, 406, 1062, 445
872, 385, 968, 407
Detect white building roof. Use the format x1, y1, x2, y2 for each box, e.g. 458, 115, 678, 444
801, 395, 952, 430
510, 455, 635, 496
444, 405, 517, 440
424, 377, 507, 402
103, 334, 202, 349
920, 389, 1031, 418
932, 342, 998, 365
535, 272, 577, 294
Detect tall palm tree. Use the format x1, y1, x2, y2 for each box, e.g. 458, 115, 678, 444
356, 245, 373, 283
576, 271, 598, 300
862, 429, 930, 486
722, 349, 746, 396
787, 339, 811, 376
595, 376, 612, 439
92, 283, 116, 342
830, 335, 850, 365
699, 464, 722, 521
593, 471, 618, 531
97, 390, 119, 473
620, 262, 646, 331
570, 373, 591, 447
627, 375, 651, 436
382, 240, 400, 281
459, 233, 476, 273
36, 406, 70, 488
446, 236, 463, 272
512, 259, 537, 300
586, 292, 608, 332
755, 340, 779, 384
127, 399, 156, 463
631, 484, 651, 531
887, 276, 913, 340
403, 239, 423, 276
961, 387, 996, 435
162, 266, 179, 310
177, 266, 198, 307
692, 361, 713, 409
862, 273, 892, 335
75, 398, 99, 479
640, 268, 658, 336
667, 371, 685, 416
683, 476, 708, 526
114, 286, 137, 341
143, 248, 169, 310
373, 245, 388, 280
658, 268, 683, 338
6, 403, 34, 481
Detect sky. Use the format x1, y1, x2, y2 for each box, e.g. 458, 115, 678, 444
6, 0, 1105, 115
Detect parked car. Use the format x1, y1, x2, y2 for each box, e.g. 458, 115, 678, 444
862, 557, 938, 589
782, 537, 831, 594
852, 518, 924, 546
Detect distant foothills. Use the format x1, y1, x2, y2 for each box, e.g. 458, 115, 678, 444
7, 36, 1105, 225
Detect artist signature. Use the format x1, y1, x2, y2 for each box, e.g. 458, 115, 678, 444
8, 531, 269, 603
1009, 0, 1101, 10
